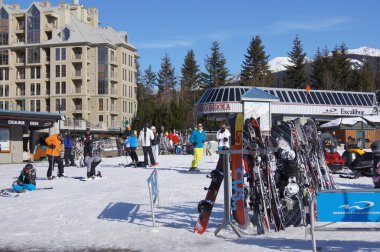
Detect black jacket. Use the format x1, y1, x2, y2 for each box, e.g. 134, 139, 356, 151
17, 169, 36, 185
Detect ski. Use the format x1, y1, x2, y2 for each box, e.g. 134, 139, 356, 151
194, 155, 225, 234
230, 113, 246, 225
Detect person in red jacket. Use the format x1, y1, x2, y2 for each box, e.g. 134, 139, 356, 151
172, 131, 181, 154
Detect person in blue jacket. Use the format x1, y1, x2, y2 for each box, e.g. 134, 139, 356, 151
63, 129, 75, 167
189, 123, 206, 171
125, 130, 139, 167
12, 164, 37, 193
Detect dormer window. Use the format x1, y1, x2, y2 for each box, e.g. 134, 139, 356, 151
61, 27, 70, 41
124, 34, 128, 43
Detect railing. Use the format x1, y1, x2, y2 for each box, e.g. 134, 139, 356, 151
17, 90, 25, 96
73, 54, 82, 60
74, 104, 82, 110
45, 23, 58, 29
73, 70, 82, 77
111, 87, 117, 95
16, 24, 25, 30
111, 105, 116, 112
110, 55, 117, 63
16, 74, 25, 80
75, 87, 82, 93
110, 72, 117, 79
16, 58, 25, 64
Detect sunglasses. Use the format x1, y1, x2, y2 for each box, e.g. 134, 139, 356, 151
197, 125, 203, 127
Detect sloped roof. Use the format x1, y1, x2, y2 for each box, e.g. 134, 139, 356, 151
242, 87, 279, 102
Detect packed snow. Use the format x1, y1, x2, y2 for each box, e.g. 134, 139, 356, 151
0, 153, 379, 252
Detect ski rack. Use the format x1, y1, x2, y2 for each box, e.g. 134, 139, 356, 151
214, 150, 241, 237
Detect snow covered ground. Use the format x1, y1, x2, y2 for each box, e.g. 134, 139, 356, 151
0, 153, 379, 252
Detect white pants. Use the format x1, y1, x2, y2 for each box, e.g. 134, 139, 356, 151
152, 145, 159, 161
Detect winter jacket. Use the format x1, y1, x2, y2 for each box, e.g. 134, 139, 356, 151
216, 128, 231, 148
139, 127, 154, 147
190, 129, 206, 148
63, 136, 73, 149
17, 168, 36, 185
45, 134, 62, 157
151, 133, 160, 146
125, 135, 138, 148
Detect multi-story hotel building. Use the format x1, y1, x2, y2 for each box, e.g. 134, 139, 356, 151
0, 0, 138, 132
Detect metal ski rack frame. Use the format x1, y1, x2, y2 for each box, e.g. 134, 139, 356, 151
214, 150, 241, 237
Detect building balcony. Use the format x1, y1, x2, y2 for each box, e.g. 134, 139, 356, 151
16, 74, 25, 80
110, 56, 118, 65
16, 90, 25, 96
110, 87, 118, 95
73, 104, 83, 111
45, 23, 58, 30
72, 70, 83, 79
74, 87, 83, 94
16, 58, 25, 64
72, 54, 83, 61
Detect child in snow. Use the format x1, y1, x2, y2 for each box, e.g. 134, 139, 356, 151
12, 164, 37, 193
125, 130, 139, 167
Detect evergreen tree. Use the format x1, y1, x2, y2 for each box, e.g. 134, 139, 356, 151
361, 61, 374, 92
202, 41, 230, 88
331, 43, 352, 90
283, 35, 308, 89
310, 47, 325, 89
240, 35, 273, 87
157, 54, 177, 102
142, 65, 156, 95
180, 50, 202, 91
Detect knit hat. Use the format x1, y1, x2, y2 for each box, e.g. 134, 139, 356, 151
151, 126, 156, 130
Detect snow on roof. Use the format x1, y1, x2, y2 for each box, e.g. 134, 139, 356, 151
44, 14, 136, 50
320, 117, 367, 128
363, 115, 380, 123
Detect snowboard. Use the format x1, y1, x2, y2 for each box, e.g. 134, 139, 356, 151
194, 155, 224, 234
230, 113, 246, 225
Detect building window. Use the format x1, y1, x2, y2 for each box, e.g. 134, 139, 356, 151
55, 48, 66, 61
61, 81, 66, 94
0, 8, 9, 46
98, 47, 108, 94
36, 100, 40, 112
56, 65, 60, 77
30, 67, 41, 79
36, 83, 40, 95
0, 68, 9, 80
55, 98, 66, 111
99, 98, 104, 111
27, 47, 40, 63
30, 100, 35, 111
0, 49, 8, 65
4, 85, 8, 96
62, 28, 70, 41
0, 127, 10, 153
61, 65, 66, 77
99, 115, 103, 122
31, 83, 35, 96
55, 82, 60, 94
27, 5, 40, 44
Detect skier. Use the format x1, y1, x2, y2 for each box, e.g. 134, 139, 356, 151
173, 131, 181, 154
124, 130, 139, 167
151, 126, 160, 161
63, 129, 75, 167
45, 133, 64, 179
216, 123, 231, 151
189, 123, 206, 172
139, 123, 158, 168
12, 164, 36, 193
116, 134, 124, 157
83, 128, 102, 179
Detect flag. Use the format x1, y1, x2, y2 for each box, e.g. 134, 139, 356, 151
306, 84, 311, 93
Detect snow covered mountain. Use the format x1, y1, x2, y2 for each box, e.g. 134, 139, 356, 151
348, 46, 380, 57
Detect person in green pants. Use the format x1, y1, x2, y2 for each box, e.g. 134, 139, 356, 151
189, 123, 206, 172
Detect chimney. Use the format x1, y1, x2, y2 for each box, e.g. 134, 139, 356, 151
73, 0, 79, 5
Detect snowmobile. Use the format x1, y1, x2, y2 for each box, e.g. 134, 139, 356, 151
320, 133, 344, 173
342, 136, 372, 178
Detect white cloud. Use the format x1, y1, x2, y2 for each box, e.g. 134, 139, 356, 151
269, 16, 351, 35
137, 38, 193, 49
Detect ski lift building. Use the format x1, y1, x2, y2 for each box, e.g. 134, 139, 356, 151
195, 86, 377, 126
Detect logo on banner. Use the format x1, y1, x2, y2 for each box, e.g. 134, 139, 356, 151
339, 201, 375, 210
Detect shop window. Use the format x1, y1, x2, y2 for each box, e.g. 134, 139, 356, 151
0, 127, 10, 153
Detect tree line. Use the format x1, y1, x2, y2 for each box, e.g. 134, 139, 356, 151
132, 35, 380, 131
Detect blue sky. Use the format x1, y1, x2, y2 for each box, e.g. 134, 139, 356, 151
22, 1, 380, 75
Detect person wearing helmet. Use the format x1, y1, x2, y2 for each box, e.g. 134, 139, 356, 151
83, 128, 102, 179
12, 164, 37, 193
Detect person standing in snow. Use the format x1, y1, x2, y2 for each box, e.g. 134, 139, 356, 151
151, 126, 160, 162
12, 164, 37, 193
83, 128, 102, 179
45, 133, 64, 179
189, 123, 206, 172
139, 123, 158, 168
216, 123, 231, 150
125, 130, 139, 167
63, 129, 75, 167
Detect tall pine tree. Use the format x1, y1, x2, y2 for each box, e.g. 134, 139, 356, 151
240, 35, 273, 87
157, 54, 177, 103
180, 49, 202, 91
142, 65, 156, 95
361, 61, 374, 92
310, 47, 325, 89
283, 35, 308, 89
331, 43, 352, 90
202, 41, 230, 88
374, 58, 380, 92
